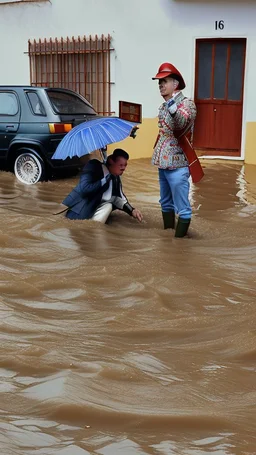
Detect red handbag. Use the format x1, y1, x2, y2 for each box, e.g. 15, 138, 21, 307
174, 123, 204, 183
177, 132, 204, 184
153, 124, 204, 184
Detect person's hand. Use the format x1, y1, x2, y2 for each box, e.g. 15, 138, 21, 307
130, 126, 139, 139
132, 208, 143, 222
166, 98, 177, 116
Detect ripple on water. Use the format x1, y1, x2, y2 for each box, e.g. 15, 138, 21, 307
0, 161, 256, 453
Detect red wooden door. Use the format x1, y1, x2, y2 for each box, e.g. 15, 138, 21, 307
193, 39, 246, 156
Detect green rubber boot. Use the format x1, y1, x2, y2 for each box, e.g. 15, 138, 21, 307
175, 217, 191, 238
162, 210, 175, 229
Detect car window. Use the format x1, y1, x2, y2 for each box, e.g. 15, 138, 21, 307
46, 90, 96, 115
26, 91, 46, 116
0, 92, 18, 116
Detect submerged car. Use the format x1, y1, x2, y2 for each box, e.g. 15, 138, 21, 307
0, 86, 100, 184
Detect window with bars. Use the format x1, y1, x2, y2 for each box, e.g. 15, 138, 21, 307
28, 34, 114, 115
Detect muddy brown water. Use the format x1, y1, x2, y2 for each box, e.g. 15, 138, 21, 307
0, 159, 255, 455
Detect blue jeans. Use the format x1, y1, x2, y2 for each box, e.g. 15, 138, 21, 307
158, 166, 191, 219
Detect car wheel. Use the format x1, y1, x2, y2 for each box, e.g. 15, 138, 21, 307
14, 152, 45, 185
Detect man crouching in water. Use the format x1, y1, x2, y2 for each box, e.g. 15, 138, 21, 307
62, 148, 143, 224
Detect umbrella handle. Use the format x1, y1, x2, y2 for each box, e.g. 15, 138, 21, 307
100, 147, 108, 163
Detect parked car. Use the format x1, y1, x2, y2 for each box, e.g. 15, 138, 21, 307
0, 86, 101, 184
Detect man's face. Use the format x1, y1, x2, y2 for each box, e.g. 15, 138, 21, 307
158, 77, 177, 99
109, 156, 128, 176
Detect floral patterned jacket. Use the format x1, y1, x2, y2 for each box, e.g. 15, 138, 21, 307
152, 92, 197, 170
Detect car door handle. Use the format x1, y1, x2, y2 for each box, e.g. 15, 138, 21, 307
6, 125, 15, 131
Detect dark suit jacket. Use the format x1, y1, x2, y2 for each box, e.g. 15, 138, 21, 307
62, 159, 134, 220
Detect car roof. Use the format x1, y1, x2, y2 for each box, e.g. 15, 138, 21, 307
0, 86, 96, 110
0, 86, 76, 91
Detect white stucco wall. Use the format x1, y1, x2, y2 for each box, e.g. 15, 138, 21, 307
0, 0, 256, 157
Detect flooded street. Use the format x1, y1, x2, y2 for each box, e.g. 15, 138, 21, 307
0, 159, 255, 455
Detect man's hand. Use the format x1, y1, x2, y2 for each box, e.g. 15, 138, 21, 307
166, 98, 177, 116
130, 126, 139, 139
132, 208, 143, 222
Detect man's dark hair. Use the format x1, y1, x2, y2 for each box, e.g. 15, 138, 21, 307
107, 148, 129, 165
112, 148, 129, 161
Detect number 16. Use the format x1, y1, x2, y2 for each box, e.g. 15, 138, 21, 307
215, 20, 224, 30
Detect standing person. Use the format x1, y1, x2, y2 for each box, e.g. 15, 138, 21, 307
152, 62, 197, 237
62, 148, 143, 224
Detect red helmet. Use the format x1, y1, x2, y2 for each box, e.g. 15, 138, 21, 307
152, 62, 186, 90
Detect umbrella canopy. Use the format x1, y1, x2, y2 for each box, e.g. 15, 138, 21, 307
52, 117, 137, 160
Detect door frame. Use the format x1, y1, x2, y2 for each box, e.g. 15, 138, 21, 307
193, 37, 247, 158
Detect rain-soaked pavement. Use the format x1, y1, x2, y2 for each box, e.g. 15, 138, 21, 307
0, 158, 256, 455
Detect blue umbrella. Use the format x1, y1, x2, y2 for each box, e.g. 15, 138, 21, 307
52, 117, 137, 160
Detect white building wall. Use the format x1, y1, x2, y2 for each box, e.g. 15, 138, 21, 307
0, 0, 256, 158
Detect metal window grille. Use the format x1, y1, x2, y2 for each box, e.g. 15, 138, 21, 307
28, 34, 114, 115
